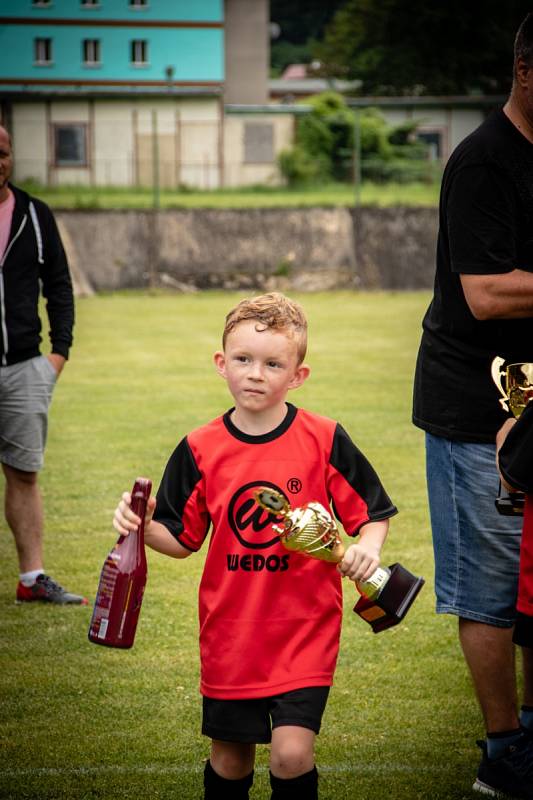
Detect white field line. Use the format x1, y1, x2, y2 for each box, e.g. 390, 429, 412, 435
0, 763, 451, 778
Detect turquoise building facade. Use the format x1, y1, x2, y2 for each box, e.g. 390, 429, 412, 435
0, 0, 279, 190
0, 0, 224, 91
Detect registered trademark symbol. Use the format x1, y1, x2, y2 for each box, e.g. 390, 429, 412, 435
287, 478, 302, 494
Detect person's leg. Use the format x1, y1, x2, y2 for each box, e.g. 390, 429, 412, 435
204, 739, 255, 799
201, 696, 262, 799
520, 646, 533, 732
1, 359, 87, 604
204, 739, 255, 798
269, 726, 318, 799
523, 648, 533, 706
425, 434, 531, 790
0, 356, 51, 575
3, 463, 44, 573
268, 687, 328, 798
459, 619, 519, 731
426, 432, 521, 685
209, 739, 256, 779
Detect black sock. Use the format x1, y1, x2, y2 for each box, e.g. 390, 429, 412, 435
520, 705, 533, 731
269, 766, 318, 799
203, 760, 254, 800
486, 728, 523, 759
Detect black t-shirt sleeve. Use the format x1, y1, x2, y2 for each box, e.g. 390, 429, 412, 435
153, 437, 211, 550
447, 164, 518, 275
327, 423, 398, 535
498, 402, 533, 493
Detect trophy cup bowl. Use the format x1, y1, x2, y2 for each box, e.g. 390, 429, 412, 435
492, 357, 533, 418
491, 357, 533, 515
255, 487, 424, 633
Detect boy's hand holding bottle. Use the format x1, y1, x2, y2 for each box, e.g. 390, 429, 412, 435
113, 490, 157, 538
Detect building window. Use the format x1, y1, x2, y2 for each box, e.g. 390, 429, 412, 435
81, 0, 100, 7
244, 123, 274, 164
33, 0, 52, 6
129, 0, 148, 7
83, 39, 101, 65
54, 125, 87, 167
34, 38, 52, 65
417, 130, 443, 161
130, 39, 148, 65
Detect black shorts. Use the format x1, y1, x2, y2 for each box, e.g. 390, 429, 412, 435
202, 686, 330, 744
513, 611, 533, 648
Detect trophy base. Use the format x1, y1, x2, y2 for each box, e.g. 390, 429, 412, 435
353, 563, 425, 633
495, 487, 525, 516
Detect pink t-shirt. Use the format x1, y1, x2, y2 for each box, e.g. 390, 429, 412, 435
0, 189, 15, 261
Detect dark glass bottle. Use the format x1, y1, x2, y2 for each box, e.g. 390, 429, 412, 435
88, 478, 152, 649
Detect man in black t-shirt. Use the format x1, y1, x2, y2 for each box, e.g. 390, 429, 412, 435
413, 13, 533, 798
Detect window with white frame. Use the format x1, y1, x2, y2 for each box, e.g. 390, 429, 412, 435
130, 39, 148, 65
129, 0, 148, 7
34, 38, 52, 64
83, 39, 101, 65
81, 0, 100, 7
54, 125, 87, 167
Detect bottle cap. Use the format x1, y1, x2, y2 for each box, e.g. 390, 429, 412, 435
132, 477, 152, 500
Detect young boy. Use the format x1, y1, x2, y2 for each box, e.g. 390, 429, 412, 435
497, 402, 533, 746
498, 402, 533, 650
113, 293, 397, 799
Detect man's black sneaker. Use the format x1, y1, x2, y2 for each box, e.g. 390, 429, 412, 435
16, 574, 88, 605
473, 737, 533, 798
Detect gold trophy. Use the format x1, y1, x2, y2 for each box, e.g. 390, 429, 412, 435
491, 357, 533, 515
255, 488, 424, 633
492, 357, 533, 418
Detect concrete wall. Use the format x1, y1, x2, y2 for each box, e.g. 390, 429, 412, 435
56, 206, 439, 294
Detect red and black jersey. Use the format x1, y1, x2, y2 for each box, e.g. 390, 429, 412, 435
499, 401, 533, 645
154, 403, 397, 699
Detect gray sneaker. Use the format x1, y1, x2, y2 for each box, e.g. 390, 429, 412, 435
473, 737, 533, 798
16, 574, 88, 605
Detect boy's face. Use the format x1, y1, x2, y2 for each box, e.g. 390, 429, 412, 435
214, 320, 309, 415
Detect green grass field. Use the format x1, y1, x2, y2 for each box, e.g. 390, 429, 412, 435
18, 181, 440, 210
0, 291, 494, 799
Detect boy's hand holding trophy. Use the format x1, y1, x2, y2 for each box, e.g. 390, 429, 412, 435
255, 488, 424, 633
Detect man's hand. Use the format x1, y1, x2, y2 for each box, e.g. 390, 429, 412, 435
47, 353, 66, 376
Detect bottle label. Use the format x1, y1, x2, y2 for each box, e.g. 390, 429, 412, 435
89, 557, 119, 641
97, 617, 109, 639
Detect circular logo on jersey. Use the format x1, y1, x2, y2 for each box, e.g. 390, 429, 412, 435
227, 480, 287, 550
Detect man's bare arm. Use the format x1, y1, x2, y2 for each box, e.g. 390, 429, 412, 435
461, 270, 533, 320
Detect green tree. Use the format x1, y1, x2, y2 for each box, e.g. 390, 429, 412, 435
270, 0, 344, 75
277, 93, 430, 185
315, 0, 532, 95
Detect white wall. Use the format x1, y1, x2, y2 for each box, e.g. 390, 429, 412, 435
9, 97, 222, 188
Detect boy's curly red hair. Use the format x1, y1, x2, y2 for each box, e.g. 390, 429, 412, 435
223, 293, 308, 363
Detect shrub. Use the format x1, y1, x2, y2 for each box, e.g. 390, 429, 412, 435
361, 157, 442, 184
278, 146, 328, 186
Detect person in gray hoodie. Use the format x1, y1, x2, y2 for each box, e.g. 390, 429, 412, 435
0, 123, 86, 605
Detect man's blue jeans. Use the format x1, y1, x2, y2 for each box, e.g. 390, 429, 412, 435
426, 433, 522, 627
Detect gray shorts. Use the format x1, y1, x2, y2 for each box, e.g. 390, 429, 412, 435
0, 356, 57, 472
